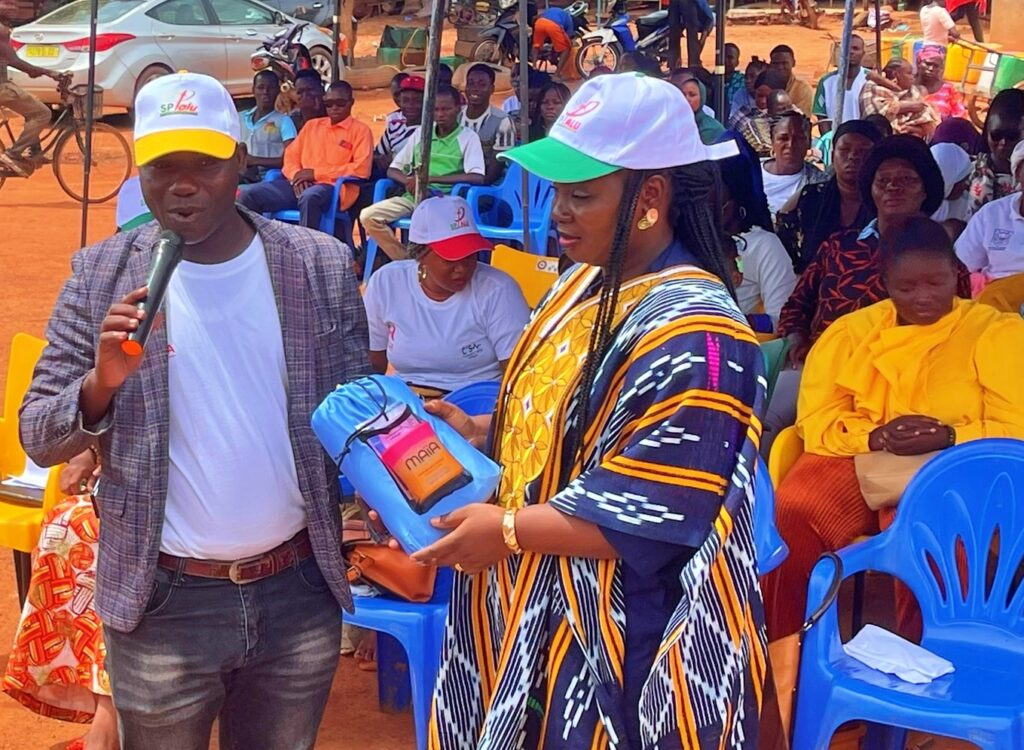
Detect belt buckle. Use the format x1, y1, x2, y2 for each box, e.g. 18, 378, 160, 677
228, 554, 273, 584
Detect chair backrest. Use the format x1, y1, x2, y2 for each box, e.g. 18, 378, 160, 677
0, 334, 46, 479
767, 425, 804, 487
754, 457, 789, 574
498, 163, 554, 229
443, 381, 500, 417
490, 244, 560, 307
875, 439, 1024, 655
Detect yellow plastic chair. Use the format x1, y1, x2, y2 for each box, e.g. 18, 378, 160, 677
976, 273, 1024, 314
767, 424, 804, 487
0, 333, 63, 603
490, 244, 560, 308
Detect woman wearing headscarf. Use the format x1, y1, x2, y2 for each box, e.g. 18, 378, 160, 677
412, 73, 767, 749
932, 117, 984, 155
763, 135, 971, 455
777, 119, 882, 272
930, 142, 973, 228
677, 76, 726, 145
916, 45, 967, 120
965, 88, 1024, 216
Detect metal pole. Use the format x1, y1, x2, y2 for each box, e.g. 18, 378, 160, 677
714, 0, 725, 124
415, 0, 446, 203
873, 0, 882, 72
78, 0, 98, 248
332, 0, 341, 81
832, 0, 856, 130
518, 0, 529, 253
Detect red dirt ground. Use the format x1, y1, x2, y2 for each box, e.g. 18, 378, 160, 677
0, 10, 979, 749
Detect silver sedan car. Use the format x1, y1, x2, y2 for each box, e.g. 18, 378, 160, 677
8, 0, 342, 110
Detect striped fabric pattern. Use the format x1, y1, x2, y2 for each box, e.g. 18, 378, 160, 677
429, 263, 768, 749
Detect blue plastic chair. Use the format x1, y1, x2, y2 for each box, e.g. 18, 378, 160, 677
259, 169, 364, 249
792, 439, 1024, 750
754, 457, 788, 575
343, 383, 498, 750
442, 380, 500, 418
464, 162, 554, 255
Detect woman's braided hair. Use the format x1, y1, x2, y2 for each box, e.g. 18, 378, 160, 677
563, 163, 733, 476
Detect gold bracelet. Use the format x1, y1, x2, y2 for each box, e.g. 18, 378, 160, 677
501, 508, 522, 555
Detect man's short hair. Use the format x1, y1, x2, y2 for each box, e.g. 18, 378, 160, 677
435, 84, 461, 104
770, 44, 795, 59
328, 80, 354, 97
391, 71, 409, 88
725, 42, 740, 53
253, 69, 281, 86
294, 69, 324, 89
466, 63, 496, 85
755, 68, 790, 91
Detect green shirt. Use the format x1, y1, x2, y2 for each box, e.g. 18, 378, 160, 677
391, 124, 486, 198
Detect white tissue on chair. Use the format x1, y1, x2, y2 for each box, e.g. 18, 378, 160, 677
842, 624, 955, 684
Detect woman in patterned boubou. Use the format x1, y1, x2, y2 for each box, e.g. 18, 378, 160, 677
3, 448, 118, 750
407, 73, 769, 749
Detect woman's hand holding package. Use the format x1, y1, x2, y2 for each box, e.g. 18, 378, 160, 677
411, 503, 509, 574
423, 399, 492, 450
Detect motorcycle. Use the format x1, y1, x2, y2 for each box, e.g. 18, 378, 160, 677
574, 0, 670, 78
470, 0, 588, 69
250, 22, 316, 89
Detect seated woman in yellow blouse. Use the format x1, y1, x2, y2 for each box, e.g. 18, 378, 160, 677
763, 216, 1024, 641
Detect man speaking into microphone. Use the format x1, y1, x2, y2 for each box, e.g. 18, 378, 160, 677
20, 72, 369, 749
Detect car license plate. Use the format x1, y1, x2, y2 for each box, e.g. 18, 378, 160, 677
25, 45, 60, 58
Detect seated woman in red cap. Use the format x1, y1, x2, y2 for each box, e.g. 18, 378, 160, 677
361, 195, 530, 398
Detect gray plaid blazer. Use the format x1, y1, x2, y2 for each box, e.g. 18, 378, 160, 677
20, 209, 369, 633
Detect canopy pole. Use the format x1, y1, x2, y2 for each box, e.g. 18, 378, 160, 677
78, 0, 98, 248
873, 0, 882, 72
714, 0, 726, 124
518, 0, 530, 253
332, 0, 341, 81
832, 0, 856, 130
415, 0, 446, 204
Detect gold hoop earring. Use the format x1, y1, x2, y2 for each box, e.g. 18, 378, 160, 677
418, 264, 427, 282
637, 208, 659, 231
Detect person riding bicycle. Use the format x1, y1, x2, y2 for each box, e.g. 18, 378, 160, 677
0, 19, 63, 176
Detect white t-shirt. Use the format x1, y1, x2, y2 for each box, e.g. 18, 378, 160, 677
161, 235, 307, 559
459, 105, 516, 151
955, 192, 1024, 280
735, 226, 798, 325
816, 69, 868, 126
363, 261, 530, 392
921, 4, 956, 45
761, 167, 805, 216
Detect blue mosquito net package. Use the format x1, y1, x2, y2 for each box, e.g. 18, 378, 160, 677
312, 375, 501, 552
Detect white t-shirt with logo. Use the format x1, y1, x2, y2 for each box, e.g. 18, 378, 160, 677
161, 234, 307, 559
363, 260, 530, 392
955, 192, 1024, 280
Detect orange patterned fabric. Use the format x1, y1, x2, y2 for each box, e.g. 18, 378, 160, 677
3, 497, 108, 723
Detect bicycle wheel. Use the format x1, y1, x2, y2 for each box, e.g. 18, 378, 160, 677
53, 122, 132, 203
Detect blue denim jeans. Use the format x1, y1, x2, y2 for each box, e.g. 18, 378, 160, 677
237, 178, 336, 232
105, 552, 341, 750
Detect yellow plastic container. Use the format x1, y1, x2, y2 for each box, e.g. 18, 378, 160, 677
945, 41, 1002, 85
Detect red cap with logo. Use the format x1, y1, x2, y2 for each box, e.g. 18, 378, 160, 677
409, 195, 493, 261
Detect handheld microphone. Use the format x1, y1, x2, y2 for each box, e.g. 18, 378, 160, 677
121, 229, 184, 358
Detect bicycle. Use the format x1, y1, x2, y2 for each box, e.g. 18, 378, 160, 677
0, 74, 132, 203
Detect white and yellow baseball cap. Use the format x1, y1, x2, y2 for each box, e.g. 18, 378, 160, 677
500, 72, 737, 182
133, 72, 241, 167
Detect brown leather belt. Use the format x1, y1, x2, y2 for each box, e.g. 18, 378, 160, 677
157, 528, 313, 585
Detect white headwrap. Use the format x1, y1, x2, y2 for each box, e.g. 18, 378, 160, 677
1011, 140, 1024, 181
930, 142, 973, 199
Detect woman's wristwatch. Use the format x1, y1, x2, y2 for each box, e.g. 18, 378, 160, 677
502, 508, 522, 555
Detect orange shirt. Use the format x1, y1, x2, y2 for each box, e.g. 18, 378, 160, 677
283, 115, 373, 209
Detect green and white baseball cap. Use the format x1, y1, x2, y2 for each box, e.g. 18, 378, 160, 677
115, 176, 154, 231
500, 73, 737, 182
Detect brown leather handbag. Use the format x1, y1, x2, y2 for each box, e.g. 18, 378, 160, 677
342, 520, 436, 603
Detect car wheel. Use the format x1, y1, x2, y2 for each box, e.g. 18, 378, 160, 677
131, 65, 171, 116
309, 46, 333, 87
